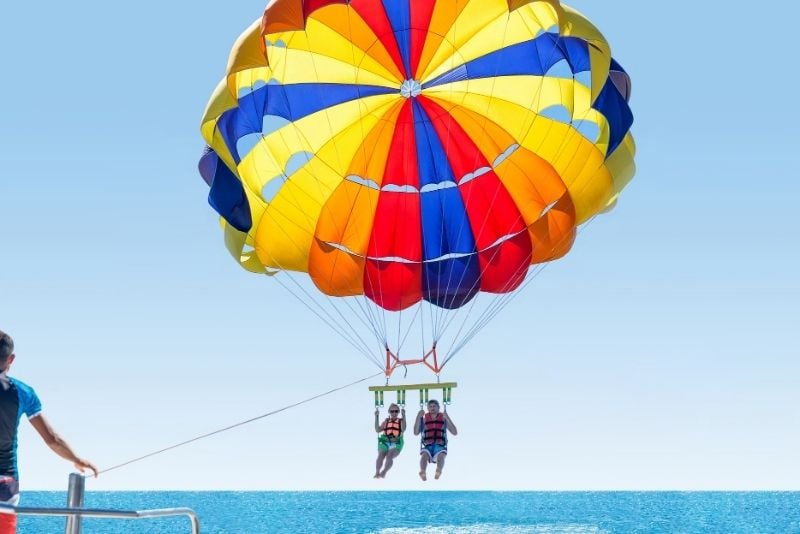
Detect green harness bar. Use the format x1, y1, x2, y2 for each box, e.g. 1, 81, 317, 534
369, 383, 458, 407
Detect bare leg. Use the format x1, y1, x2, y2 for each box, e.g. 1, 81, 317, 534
434, 453, 447, 479
375, 450, 387, 478
380, 448, 401, 477
419, 453, 428, 481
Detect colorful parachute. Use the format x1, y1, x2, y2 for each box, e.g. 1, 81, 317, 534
199, 0, 636, 375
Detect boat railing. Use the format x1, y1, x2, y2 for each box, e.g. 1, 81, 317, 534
0, 474, 200, 533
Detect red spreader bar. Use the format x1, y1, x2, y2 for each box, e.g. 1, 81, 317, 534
385, 345, 440, 377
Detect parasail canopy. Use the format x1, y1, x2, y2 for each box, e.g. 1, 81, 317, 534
199, 0, 636, 376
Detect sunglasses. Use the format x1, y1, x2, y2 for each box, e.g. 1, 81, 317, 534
389, 410, 399, 413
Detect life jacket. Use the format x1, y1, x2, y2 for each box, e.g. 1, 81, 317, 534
422, 413, 446, 446
383, 418, 402, 438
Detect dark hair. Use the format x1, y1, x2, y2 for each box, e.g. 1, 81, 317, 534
0, 331, 14, 362
427, 399, 440, 407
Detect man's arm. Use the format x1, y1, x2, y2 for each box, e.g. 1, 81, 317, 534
444, 411, 458, 436
413, 410, 424, 435
29, 415, 98, 477
374, 408, 383, 432
400, 409, 407, 433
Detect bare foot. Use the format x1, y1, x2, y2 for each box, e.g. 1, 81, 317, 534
373, 473, 380, 479
434, 470, 442, 480
379, 471, 387, 478
419, 471, 427, 481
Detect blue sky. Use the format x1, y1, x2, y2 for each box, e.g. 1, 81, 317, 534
1, 1, 798, 491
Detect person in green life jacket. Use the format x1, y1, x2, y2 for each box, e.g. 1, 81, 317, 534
374, 403, 405, 478
414, 399, 458, 481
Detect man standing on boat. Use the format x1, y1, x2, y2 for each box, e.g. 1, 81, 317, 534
0, 330, 97, 534
414, 399, 458, 481
374, 403, 406, 478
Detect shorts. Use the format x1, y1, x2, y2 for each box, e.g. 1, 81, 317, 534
378, 434, 404, 453
420, 443, 447, 462
0, 476, 19, 534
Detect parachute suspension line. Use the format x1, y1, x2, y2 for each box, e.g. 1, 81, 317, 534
252, 171, 382, 363
428, 10, 517, 346
310, 20, 397, 360
442, 150, 601, 365
281, 272, 378, 365
445, 246, 560, 363
430, 12, 519, 346
321, 294, 384, 367
441, 184, 587, 360
311, 211, 386, 350
342, 6, 394, 356
398, 302, 422, 353
271, 272, 380, 369
357, 160, 389, 356
337, 295, 387, 357
396, 280, 404, 360
443, 211, 604, 369
420, 301, 429, 370
255, 196, 383, 365
438, 26, 613, 369
443, 254, 550, 364
413, 10, 516, 360
355, 296, 388, 349
445, 80, 610, 358
432, 150, 527, 359
445, 263, 548, 364
450, 219, 581, 358
428, 10, 462, 346
447, 257, 553, 363
414, 113, 451, 363
309, 164, 392, 356
260, 22, 392, 367
98, 371, 384, 476
245, 114, 382, 366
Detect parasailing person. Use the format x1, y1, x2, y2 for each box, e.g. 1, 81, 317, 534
373, 403, 406, 478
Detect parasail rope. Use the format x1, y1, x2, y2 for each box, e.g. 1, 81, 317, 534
97, 371, 383, 476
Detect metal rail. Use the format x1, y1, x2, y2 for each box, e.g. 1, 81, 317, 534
0, 474, 199, 533
0, 503, 200, 533
65, 472, 84, 533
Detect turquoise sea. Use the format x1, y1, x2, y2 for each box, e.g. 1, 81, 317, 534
18, 492, 800, 533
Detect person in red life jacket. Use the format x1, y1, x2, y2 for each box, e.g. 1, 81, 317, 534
373, 403, 406, 478
0, 331, 97, 534
414, 399, 458, 481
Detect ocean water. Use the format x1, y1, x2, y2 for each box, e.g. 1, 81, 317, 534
16, 492, 800, 533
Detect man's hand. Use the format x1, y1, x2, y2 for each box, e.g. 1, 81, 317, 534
30, 414, 98, 477
74, 458, 99, 478
401, 408, 406, 417
375, 407, 380, 416
417, 409, 424, 419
